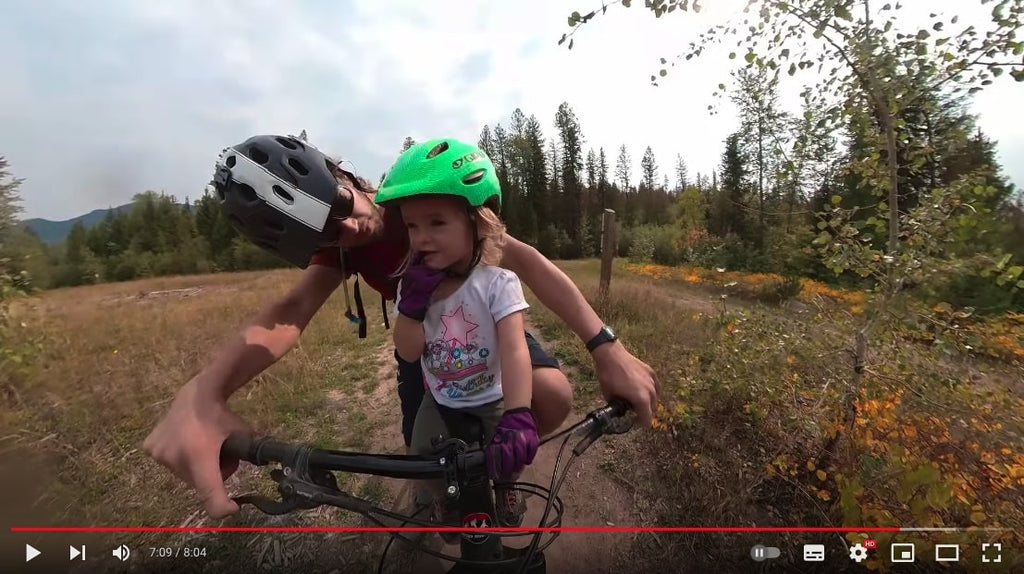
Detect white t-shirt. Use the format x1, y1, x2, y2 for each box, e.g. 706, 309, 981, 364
396, 265, 529, 408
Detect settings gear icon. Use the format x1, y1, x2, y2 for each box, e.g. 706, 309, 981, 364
849, 543, 869, 562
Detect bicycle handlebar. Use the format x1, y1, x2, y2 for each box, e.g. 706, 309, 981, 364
221, 434, 487, 479
221, 399, 631, 477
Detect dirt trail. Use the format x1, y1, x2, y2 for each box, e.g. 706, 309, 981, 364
337, 326, 642, 573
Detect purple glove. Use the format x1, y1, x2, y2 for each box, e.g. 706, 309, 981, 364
485, 408, 539, 480
397, 256, 446, 321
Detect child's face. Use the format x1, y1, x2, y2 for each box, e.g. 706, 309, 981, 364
399, 195, 475, 271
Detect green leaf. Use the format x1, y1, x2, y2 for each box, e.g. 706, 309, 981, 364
744, 51, 756, 63
831, 195, 843, 205
729, 52, 736, 59
1007, 265, 1024, 281
659, 68, 667, 77
835, 5, 853, 20
917, 29, 930, 40
1016, 280, 1024, 289
789, 63, 797, 75
622, 0, 631, 6
817, 221, 828, 230
916, 44, 928, 56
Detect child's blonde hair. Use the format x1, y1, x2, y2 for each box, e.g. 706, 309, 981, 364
474, 204, 507, 266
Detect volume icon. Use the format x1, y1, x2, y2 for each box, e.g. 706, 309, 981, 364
112, 545, 131, 561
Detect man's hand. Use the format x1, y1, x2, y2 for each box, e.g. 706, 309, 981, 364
592, 342, 660, 427
142, 379, 251, 519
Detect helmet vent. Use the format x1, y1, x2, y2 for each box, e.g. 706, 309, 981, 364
275, 137, 298, 150
426, 141, 449, 159
462, 169, 486, 185
288, 157, 309, 176
248, 146, 270, 165
236, 183, 259, 204
272, 185, 295, 205
225, 155, 237, 168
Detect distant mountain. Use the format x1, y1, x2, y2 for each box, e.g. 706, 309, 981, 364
22, 203, 135, 244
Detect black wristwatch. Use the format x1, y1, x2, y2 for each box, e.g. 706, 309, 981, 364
585, 325, 618, 353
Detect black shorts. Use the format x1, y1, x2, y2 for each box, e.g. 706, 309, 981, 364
394, 331, 560, 447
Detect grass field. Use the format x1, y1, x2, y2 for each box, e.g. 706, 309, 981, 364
2, 259, 1022, 573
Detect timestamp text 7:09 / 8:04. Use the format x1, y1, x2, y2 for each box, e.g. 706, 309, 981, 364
149, 547, 208, 558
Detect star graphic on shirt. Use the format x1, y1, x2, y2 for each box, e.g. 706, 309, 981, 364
440, 304, 479, 348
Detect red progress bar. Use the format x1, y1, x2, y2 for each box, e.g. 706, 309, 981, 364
11, 527, 903, 533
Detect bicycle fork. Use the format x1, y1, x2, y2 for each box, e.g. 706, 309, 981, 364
446, 471, 546, 574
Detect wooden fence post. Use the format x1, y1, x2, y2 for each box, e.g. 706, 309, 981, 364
599, 209, 617, 299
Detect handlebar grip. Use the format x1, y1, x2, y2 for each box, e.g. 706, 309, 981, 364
221, 432, 256, 463
221, 433, 297, 466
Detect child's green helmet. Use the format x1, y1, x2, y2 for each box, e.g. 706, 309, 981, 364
374, 138, 501, 210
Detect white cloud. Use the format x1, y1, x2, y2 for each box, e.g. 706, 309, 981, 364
2, 0, 1021, 220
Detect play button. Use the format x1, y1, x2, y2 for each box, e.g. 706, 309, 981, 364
26, 544, 41, 562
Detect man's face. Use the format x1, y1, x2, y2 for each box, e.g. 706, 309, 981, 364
335, 184, 385, 248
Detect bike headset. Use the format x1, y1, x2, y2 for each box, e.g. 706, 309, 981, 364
210, 134, 386, 337
372, 138, 502, 278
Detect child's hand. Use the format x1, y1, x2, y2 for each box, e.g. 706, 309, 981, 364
397, 255, 446, 321
485, 408, 539, 480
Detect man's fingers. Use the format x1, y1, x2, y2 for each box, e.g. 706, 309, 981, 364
633, 390, 654, 428
192, 454, 237, 519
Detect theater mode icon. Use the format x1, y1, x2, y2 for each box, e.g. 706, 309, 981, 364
935, 544, 959, 562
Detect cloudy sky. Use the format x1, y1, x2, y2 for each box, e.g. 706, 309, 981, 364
3, 0, 1022, 221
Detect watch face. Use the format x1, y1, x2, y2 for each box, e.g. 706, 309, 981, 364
604, 326, 616, 338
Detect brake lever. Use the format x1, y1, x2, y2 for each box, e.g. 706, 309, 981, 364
232, 493, 305, 515
230, 447, 349, 515
572, 399, 635, 455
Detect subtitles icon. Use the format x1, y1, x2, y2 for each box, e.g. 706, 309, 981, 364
112, 545, 131, 561
803, 544, 825, 562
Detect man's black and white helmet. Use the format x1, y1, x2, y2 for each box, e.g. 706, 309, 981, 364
210, 134, 352, 268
